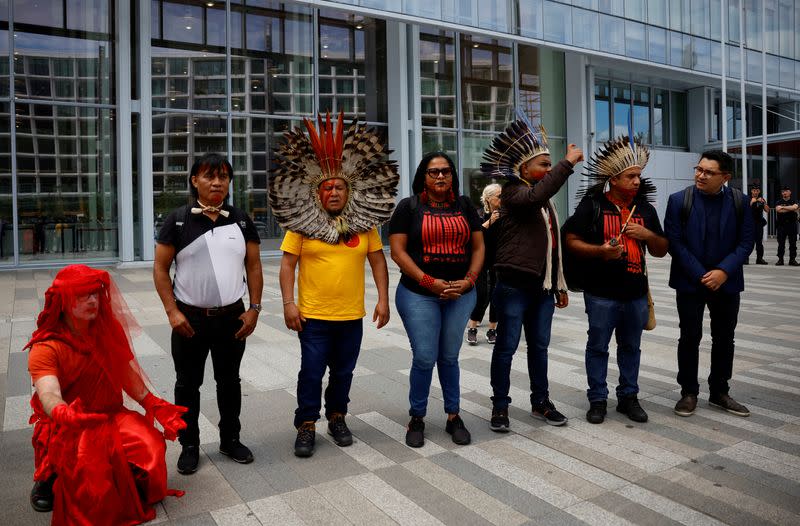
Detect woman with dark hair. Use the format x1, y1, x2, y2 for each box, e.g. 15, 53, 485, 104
389, 152, 484, 448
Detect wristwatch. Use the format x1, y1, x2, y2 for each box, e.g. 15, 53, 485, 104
248, 303, 262, 313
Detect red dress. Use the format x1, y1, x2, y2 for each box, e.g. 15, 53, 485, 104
29, 340, 178, 526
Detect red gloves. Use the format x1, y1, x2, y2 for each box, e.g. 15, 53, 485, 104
50, 403, 107, 428
140, 393, 188, 441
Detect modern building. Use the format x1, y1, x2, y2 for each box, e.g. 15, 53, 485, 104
1, 0, 798, 267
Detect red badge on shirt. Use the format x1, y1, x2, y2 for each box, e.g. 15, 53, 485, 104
344, 235, 360, 248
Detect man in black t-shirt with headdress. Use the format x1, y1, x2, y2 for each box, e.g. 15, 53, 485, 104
749, 185, 769, 265
563, 136, 668, 425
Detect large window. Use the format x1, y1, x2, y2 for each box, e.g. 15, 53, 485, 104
595, 79, 687, 148
5, 0, 117, 262
150, 2, 387, 250
460, 35, 513, 132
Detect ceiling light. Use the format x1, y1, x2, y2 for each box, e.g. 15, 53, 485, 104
322, 44, 329, 49
185, 26, 192, 30
473, 43, 479, 48
206, 2, 214, 6
355, 24, 363, 29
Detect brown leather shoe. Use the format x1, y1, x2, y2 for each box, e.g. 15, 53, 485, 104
673, 395, 697, 417
709, 393, 750, 417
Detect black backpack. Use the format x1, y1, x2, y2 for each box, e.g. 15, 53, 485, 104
561, 195, 603, 293
680, 185, 744, 229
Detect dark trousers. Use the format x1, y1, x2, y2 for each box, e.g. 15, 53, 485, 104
776, 222, 798, 261
490, 280, 555, 409
470, 268, 497, 324
295, 318, 363, 428
676, 290, 740, 397
172, 302, 246, 446
753, 223, 765, 261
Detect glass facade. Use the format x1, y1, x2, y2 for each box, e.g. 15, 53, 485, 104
325, 0, 800, 90
595, 79, 687, 148
150, 1, 386, 251
0, 0, 797, 266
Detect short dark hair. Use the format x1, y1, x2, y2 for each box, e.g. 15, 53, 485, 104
188, 153, 233, 199
699, 150, 734, 174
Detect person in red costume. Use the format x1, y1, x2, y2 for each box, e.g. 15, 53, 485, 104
26, 264, 188, 525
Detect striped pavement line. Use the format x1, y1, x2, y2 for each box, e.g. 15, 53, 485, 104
615, 484, 727, 526
561, 500, 637, 526
401, 458, 529, 526
247, 494, 307, 526
313, 479, 397, 526
715, 445, 800, 484
503, 433, 662, 491
345, 472, 445, 526
655, 467, 800, 525
454, 444, 582, 509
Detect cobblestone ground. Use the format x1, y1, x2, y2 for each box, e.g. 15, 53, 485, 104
1, 242, 799, 525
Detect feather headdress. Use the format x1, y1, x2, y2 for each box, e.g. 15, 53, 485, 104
579, 134, 655, 202
269, 112, 399, 244
480, 109, 550, 181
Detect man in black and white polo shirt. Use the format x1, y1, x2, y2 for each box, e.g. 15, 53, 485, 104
154, 153, 263, 475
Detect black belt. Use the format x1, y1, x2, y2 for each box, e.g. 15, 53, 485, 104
176, 299, 243, 317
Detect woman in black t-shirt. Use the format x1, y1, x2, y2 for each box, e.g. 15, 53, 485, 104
389, 152, 484, 449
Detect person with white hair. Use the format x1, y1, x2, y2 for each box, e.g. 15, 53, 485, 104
466, 183, 501, 346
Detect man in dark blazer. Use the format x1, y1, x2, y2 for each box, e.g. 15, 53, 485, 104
664, 150, 754, 418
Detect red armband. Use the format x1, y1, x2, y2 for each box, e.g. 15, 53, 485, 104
419, 274, 436, 291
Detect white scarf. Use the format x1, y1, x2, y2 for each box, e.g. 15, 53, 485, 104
540, 200, 567, 293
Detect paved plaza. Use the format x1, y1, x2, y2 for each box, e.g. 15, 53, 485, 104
1, 241, 799, 525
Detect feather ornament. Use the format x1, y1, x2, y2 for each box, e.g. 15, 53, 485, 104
577, 135, 656, 202
269, 111, 399, 244
480, 115, 550, 181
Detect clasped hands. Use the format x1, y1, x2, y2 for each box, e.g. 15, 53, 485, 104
429, 278, 472, 300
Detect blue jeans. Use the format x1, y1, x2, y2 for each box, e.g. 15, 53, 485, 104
490, 280, 556, 409
295, 318, 363, 428
395, 282, 476, 417
584, 292, 649, 402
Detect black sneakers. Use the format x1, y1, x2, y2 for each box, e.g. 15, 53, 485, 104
709, 393, 750, 417
531, 399, 568, 426
327, 413, 353, 447
756, 259, 768, 265
405, 416, 425, 448
294, 421, 316, 457
616, 396, 648, 423
445, 415, 471, 445
776, 259, 785, 266
489, 407, 510, 432
586, 400, 607, 424
790, 260, 800, 266
177, 444, 200, 474
219, 439, 254, 464
30, 476, 55, 512
486, 328, 497, 344
467, 328, 478, 345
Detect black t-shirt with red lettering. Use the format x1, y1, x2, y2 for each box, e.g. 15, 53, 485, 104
389, 196, 482, 296
563, 194, 663, 301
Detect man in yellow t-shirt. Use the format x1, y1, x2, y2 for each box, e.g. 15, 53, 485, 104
279, 177, 390, 457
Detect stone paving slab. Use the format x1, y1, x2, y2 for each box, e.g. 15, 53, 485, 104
1, 241, 799, 525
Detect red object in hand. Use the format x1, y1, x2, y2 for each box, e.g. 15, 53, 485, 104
140, 393, 188, 441
50, 403, 107, 428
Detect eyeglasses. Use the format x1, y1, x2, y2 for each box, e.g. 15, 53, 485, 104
426, 167, 452, 178
694, 166, 726, 178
